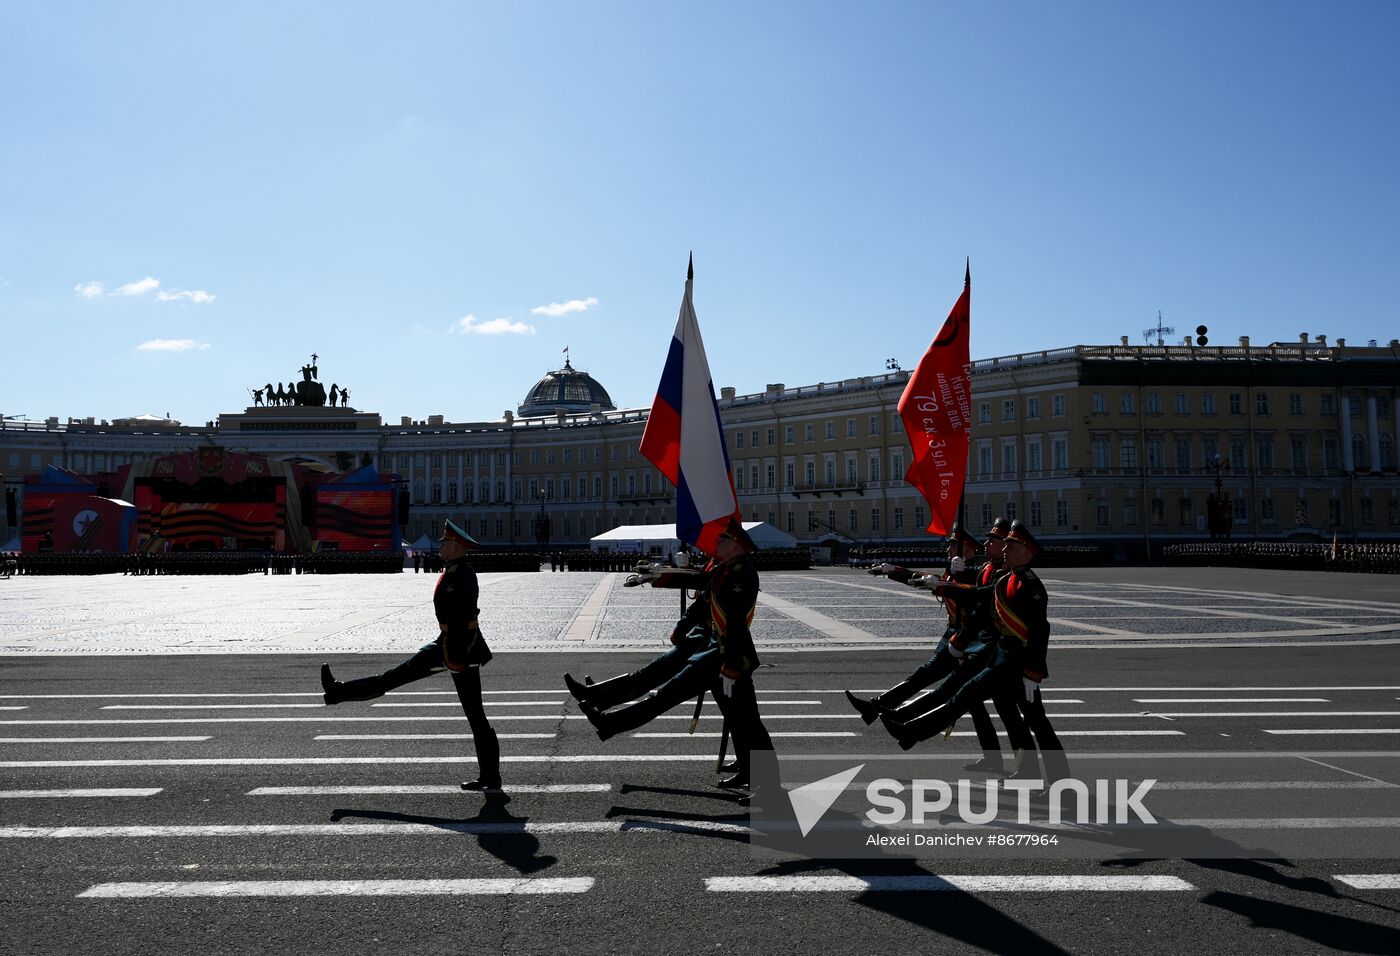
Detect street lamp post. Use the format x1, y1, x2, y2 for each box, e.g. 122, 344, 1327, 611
1207, 453, 1232, 540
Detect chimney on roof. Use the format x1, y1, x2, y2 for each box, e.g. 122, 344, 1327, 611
1239, 336, 1250, 348
1300, 333, 1309, 344
1120, 336, 1130, 346
400, 416, 411, 426
1337, 338, 1346, 348
720, 387, 736, 401
1316, 334, 1327, 345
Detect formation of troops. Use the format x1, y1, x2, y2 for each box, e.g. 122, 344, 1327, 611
318, 512, 1069, 806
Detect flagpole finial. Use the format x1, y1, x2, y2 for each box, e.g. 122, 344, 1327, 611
687, 252, 693, 281
965, 257, 970, 285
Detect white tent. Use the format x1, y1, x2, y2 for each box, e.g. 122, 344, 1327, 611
589, 522, 796, 554
408, 533, 436, 552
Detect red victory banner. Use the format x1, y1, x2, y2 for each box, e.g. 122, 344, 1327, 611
897, 262, 973, 536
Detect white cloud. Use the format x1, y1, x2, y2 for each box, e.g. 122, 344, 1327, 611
75, 281, 105, 298
114, 276, 161, 296
156, 289, 216, 304
531, 296, 598, 317
453, 313, 534, 335
135, 338, 210, 352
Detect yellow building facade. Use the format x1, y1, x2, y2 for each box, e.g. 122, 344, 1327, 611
4, 337, 1398, 557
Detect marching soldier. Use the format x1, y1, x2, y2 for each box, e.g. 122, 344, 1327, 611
845, 521, 1012, 772
880, 520, 1065, 788
319, 519, 501, 790
579, 520, 774, 797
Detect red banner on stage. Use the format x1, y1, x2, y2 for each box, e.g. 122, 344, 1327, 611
898, 264, 972, 536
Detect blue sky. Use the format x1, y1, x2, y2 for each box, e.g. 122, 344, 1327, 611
3, 1, 1396, 426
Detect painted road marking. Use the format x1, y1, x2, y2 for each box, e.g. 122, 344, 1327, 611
6, 821, 749, 838
314, 733, 557, 741
0, 788, 163, 798
632, 732, 860, 738
0, 736, 211, 744
78, 877, 596, 898
704, 875, 1196, 892
248, 784, 613, 795
1265, 729, 1400, 735
1334, 875, 1400, 890
1133, 698, 1331, 704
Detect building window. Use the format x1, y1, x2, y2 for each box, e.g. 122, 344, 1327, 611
1120, 393, 1135, 415
1096, 500, 1110, 525
982, 503, 994, 527
785, 426, 795, 444
546, 449, 556, 465
1260, 497, 1275, 523
1120, 436, 1137, 469
1149, 498, 1164, 525
805, 424, 815, 442
1321, 394, 1335, 416
824, 459, 836, 485
1175, 393, 1188, 414
1352, 433, 1367, 469
785, 462, 795, 487
447, 480, 457, 502
1381, 434, 1395, 469
891, 414, 902, 433
849, 508, 857, 530
1029, 500, 1042, 527
562, 448, 572, 464
893, 508, 904, 531
1256, 392, 1270, 416
869, 415, 879, 435
1361, 498, 1375, 526
1055, 499, 1069, 528
1027, 397, 1040, 420
735, 431, 744, 449
1004, 501, 1017, 521
891, 451, 904, 477
1092, 437, 1110, 469
1256, 437, 1274, 470
751, 431, 759, 448
825, 422, 836, 440
868, 455, 880, 483
1323, 436, 1340, 471
805, 460, 816, 485
870, 508, 880, 532
913, 505, 925, 529
980, 402, 992, 424
1176, 438, 1191, 470
529, 450, 539, 465
1052, 394, 1065, 417
1229, 393, 1243, 415
1229, 438, 1247, 471
1203, 393, 1216, 415
978, 443, 994, 477
1145, 393, 1161, 415
1002, 399, 1015, 422
1290, 436, 1308, 471
1289, 393, 1303, 415
1001, 441, 1017, 475
1178, 498, 1192, 526
751, 464, 760, 490
1092, 393, 1106, 414
845, 457, 858, 483
1052, 437, 1068, 472
787, 512, 795, 533
846, 419, 857, 438
766, 464, 775, 489
1295, 498, 1309, 526
1147, 437, 1164, 470
766, 428, 776, 446
1026, 440, 1042, 473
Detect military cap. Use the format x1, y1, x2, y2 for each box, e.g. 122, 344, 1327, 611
1004, 519, 1041, 557
719, 518, 759, 554
947, 523, 979, 547
440, 519, 479, 548
985, 516, 1012, 541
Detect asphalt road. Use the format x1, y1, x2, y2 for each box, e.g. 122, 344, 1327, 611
4, 644, 1400, 955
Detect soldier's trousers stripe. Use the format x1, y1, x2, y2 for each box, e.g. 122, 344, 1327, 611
1334, 875, 1400, 889
704, 875, 1196, 892
78, 878, 596, 898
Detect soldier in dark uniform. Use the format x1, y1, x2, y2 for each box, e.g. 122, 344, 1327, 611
880, 520, 1063, 787
846, 519, 1018, 773
579, 520, 773, 794
319, 519, 501, 790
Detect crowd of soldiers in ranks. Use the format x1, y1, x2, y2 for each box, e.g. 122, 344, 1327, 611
1165, 540, 1400, 574
6, 551, 405, 576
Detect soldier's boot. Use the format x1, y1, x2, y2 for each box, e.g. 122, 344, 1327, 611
564, 673, 590, 704
717, 771, 750, 790
320, 664, 385, 706
461, 728, 503, 791
844, 690, 883, 725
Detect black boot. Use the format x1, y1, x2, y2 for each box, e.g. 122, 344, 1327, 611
963, 756, 1007, 774
320, 663, 342, 705
720, 760, 739, 773
462, 728, 502, 790
564, 673, 589, 703
580, 702, 616, 742
879, 713, 919, 751
844, 690, 882, 725
717, 772, 750, 790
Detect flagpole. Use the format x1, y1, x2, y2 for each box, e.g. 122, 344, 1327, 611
959, 257, 970, 532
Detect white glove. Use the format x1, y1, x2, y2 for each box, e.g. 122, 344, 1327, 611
908, 573, 934, 589
949, 556, 966, 573
720, 676, 735, 698
1023, 677, 1039, 702
947, 643, 965, 659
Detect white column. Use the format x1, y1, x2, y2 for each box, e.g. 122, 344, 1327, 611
1367, 392, 1381, 472
1339, 391, 1354, 472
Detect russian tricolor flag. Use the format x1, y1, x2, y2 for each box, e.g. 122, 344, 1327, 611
640, 256, 741, 556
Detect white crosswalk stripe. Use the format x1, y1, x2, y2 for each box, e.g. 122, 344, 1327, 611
1334, 875, 1400, 889
78, 878, 596, 898
248, 784, 612, 795
0, 788, 163, 799
704, 875, 1196, 892
0, 736, 211, 743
